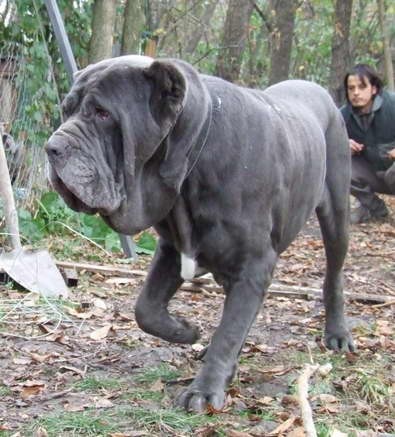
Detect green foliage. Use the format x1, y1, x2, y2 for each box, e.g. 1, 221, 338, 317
17, 190, 157, 255
355, 370, 390, 404
292, 0, 334, 84
135, 364, 180, 384
74, 376, 122, 392
351, 0, 381, 67
125, 406, 213, 431
0, 0, 92, 152
316, 422, 332, 437
32, 410, 119, 436
135, 231, 156, 255
125, 388, 164, 402
0, 384, 12, 397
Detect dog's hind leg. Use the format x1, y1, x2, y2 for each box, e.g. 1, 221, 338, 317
135, 239, 200, 344
315, 117, 355, 352
177, 248, 278, 412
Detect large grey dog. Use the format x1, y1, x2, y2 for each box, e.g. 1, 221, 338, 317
46, 55, 355, 412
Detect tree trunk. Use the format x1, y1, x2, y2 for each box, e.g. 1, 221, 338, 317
268, 0, 297, 86
329, 0, 353, 105
89, 0, 117, 63
215, 0, 254, 83
185, 0, 219, 55
121, 0, 144, 55
377, 0, 394, 91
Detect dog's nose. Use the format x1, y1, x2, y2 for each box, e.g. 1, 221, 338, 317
45, 136, 66, 160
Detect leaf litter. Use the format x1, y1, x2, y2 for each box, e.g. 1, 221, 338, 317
0, 196, 394, 436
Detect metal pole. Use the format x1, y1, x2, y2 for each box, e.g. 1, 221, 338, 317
44, 0, 137, 260
43, 0, 78, 79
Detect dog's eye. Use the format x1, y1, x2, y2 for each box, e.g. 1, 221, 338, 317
95, 107, 110, 120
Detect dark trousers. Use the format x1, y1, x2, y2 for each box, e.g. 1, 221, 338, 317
351, 155, 394, 211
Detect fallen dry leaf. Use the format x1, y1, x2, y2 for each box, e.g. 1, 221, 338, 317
267, 415, 296, 436
150, 379, 164, 392
33, 426, 48, 437
30, 353, 52, 364
65, 306, 94, 319
63, 402, 86, 412
90, 397, 114, 409
258, 365, 293, 376
93, 298, 107, 310
227, 431, 253, 437
20, 381, 46, 399
89, 324, 113, 340
281, 394, 299, 406
313, 394, 339, 404
59, 365, 86, 377
12, 357, 31, 366
287, 427, 305, 437
374, 320, 393, 336
318, 362, 332, 376
257, 396, 275, 406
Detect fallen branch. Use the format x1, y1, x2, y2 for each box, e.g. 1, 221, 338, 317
297, 363, 319, 437
54, 261, 391, 304
36, 388, 73, 402
372, 299, 395, 308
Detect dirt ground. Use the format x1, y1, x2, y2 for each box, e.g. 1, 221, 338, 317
0, 196, 394, 436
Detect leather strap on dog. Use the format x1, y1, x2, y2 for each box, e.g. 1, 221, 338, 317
184, 95, 219, 179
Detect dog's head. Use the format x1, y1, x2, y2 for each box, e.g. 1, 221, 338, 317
46, 56, 189, 227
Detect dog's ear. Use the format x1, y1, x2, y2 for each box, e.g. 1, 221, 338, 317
143, 61, 186, 136
141, 61, 190, 191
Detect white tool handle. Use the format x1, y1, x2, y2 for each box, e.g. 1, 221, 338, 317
0, 130, 22, 250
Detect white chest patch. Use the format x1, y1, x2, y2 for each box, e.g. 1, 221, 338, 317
181, 253, 196, 280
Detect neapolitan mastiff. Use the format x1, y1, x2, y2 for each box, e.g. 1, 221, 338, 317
46, 56, 355, 412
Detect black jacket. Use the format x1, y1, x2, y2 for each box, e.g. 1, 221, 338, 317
340, 90, 395, 171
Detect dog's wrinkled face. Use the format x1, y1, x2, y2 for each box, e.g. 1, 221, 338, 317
46, 57, 186, 218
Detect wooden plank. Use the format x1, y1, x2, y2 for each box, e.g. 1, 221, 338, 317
54, 260, 391, 304
60, 268, 78, 287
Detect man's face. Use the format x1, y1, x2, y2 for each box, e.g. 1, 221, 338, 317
347, 74, 377, 113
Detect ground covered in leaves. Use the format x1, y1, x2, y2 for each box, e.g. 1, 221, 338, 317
0, 197, 394, 437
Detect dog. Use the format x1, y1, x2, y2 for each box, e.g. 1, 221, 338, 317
46, 55, 355, 412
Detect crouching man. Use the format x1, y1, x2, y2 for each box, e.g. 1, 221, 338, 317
340, 64, 395, 223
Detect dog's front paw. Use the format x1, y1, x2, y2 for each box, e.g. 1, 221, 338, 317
166, 315, 201, 344
176, 384, 226, 413
325, 327, 355, 352
136, 305, 200, 344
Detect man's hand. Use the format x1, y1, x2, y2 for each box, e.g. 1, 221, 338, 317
349, 139, 364, 155
387, 148, 395, 160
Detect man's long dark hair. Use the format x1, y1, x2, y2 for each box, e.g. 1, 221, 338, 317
344, 64, 383, 103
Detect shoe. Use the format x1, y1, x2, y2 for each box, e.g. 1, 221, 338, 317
350, 204, 389, 224
350, 205, 371, 224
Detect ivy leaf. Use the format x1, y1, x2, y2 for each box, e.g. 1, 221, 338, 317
136, 232, 157, 255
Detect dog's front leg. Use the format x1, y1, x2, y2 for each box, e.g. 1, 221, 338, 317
177, 250, 277, 412
135, 239, 200, 344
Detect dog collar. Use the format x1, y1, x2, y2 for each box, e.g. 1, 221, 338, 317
184, 95, 218, 178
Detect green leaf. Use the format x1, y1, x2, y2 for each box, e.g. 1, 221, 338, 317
104, 232, 121, 252
136, 232, 157, 255
18, 209, 45, 242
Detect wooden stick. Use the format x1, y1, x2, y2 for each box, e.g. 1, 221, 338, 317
0, 129, 21, 250
54, 260, 391, 304
372, 299, 395, 308
297, 364, 319, 437
56, 260, 147, 278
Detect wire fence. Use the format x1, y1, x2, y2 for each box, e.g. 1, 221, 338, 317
0, 37, 61, 213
